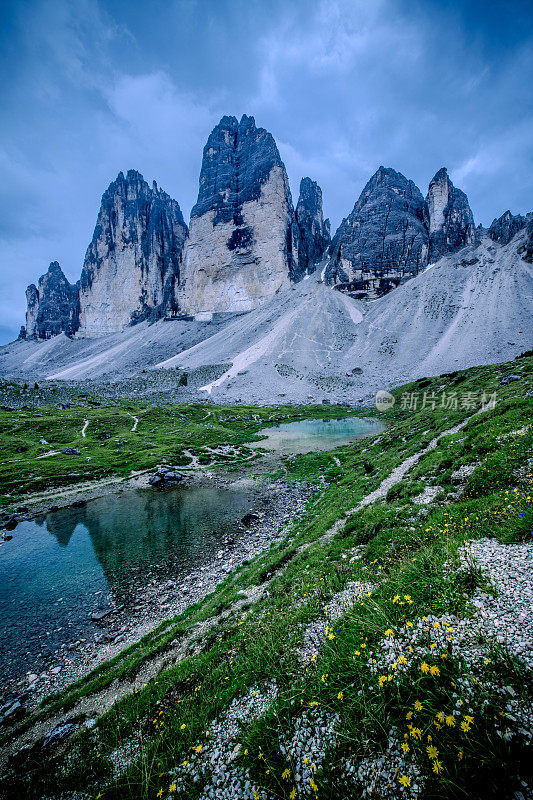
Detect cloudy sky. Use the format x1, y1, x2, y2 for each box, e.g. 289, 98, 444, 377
1, 0, 532, 343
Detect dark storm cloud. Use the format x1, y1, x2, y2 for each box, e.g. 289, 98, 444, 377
0, 0, 532, 343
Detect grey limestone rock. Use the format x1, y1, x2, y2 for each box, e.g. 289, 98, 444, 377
295, 177, 331, 274
425, 167, 478, 262
325, 166, 428, 295
182, 115, 299, 315
25, 262, 80, 339
522, 215, 533, 263
488, 210, 526, 245
78, 170, 187, 336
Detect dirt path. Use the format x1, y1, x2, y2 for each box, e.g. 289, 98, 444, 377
129, 415, 139, 432
80, 419, 89, 438
297, 412, 479, 555
357, 416, 471, 509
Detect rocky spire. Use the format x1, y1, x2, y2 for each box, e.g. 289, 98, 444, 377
488, 210, 526, 245
425, 168, 478, 262
182, 115, 299, 316
24, 262, 80, 339
325, 166, 428, 290
77, 170, 187, 336
521, 215, 533, 263
294, 178, 331, 274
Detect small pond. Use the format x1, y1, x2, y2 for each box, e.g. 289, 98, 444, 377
0, 485, 255, 684
251, 415, 383, 455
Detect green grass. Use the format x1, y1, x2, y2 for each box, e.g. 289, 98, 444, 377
0, 401, 358, 504
1, 355, 532, 799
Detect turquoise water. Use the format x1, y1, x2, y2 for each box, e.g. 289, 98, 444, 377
252, 415, 383, 455
0, 485, 254, 684
0, 416, 382, 687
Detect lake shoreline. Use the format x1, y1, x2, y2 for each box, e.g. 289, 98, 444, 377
0, 472, 318, 714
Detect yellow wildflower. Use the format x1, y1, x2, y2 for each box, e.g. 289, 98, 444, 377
399, 775, 411, 788
169, 785, 177, 793
410, 727, 422, 740
414, 701, 423, 711
310, 778, 318, 793
421, 662, 430, 674
432, 760, 444, 775
426, 745, 439, 760
384, 629, 394, 638
445, 715, 455, 727
282, 768, 291, 780
406, 710, 413, 720
337, 691, 343, 700
401, 742, 410, 753
460, 721, 471, 733
194, 745, 202, 754
290, 790, 296, 800
430, 665, 440, 677
180, 723, 186, 730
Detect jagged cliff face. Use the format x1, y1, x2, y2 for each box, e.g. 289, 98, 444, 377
25, 262, 79, 339
488, 210, 526, 245
325, 167, 428, 295
521, 215, 533, 263
295, 178, 330, 274
78, 170, 187, 336
425, 168, 477, 262
181, 115, 298, 316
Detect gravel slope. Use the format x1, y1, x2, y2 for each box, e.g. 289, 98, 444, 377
0, 232, 531, 404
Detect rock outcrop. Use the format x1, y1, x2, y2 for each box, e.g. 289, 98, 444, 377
325, 166, 428, 296
78, 170, 187, 336
521, 215, 533, 263
488, 210, 526, 245
294, 178, 330, 274
25, 262, 80, 339
425, 168, 477, 263
181, 115, 299, 316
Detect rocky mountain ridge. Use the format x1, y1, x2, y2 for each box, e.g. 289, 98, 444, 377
324, 166, 484, 299
19, 114, 531, 341
5, 226, 532, 407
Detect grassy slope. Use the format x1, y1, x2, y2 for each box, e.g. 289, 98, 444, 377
0, 401, 355, 504
1, 355, 532, 800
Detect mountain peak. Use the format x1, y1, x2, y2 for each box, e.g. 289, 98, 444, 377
426, 169, 477, 262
